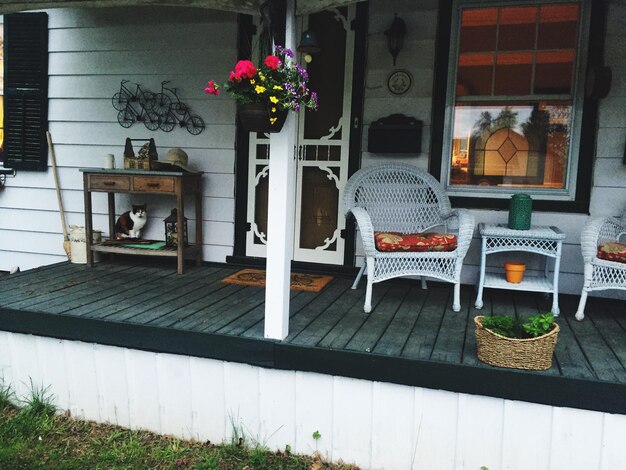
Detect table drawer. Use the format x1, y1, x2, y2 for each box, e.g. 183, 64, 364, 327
89, 175, 130, 191
133, 176, 175, 193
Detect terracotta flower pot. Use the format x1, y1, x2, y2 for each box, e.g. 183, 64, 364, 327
504, 261, 526, 283
238, 102, 288, 133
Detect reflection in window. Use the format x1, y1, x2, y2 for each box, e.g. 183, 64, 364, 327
450, 3, 580, 191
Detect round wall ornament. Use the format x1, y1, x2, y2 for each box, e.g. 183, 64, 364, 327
387, 69, 412, 95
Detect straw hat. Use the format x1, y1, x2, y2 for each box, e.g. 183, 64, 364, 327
153, 148, 197, 173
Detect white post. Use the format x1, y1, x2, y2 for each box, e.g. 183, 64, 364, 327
264, 0, 297, 340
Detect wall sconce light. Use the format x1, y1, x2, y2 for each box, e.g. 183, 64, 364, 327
297, 30, 320, 63
384, 13, 406, 66
164, 208, 188, 248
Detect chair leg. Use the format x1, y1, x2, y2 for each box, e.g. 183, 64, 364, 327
421, 276, 428, 290
575, 290, 588, 321
352, 264, 366, 290
452, 283, 461, 312
364, 258, 374, 313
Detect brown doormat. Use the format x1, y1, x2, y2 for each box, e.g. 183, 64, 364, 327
222, 268, 333, 292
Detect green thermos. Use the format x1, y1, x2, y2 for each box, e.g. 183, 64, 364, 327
508, 194, 532, 230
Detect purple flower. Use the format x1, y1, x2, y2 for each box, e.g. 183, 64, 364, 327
311, 91, 318, 106
295, 65, 308, 79
274, 45, 294, 58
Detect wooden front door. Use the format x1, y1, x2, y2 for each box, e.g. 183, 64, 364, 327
245, 6, 357, 265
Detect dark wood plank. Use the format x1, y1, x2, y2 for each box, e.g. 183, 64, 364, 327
461, 288, 492, 368
215, 290, 302, 337
552, 294, 596, 380
101, 268, 235, 322
563, 296, 626, 382
430, 288, 471, 363
401, 285, 449, 360
157, 284, 260, 330
125, 272, 242, 325
0, 262, 77, 294
588, 299, 626, 372
0, 262, 132, 305
274, 279, 353, 341
3, 263, 142, 311
372, 285, 428, 356
344, 284, 410, 353
316, 283, 393, 350
287, 281, 366, 346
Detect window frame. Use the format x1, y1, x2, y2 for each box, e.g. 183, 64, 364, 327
439, 0, 592, 203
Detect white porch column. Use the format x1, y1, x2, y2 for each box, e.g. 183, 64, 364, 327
264, 0, 297, 340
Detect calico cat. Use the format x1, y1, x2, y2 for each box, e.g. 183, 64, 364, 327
115, 204, 147, 239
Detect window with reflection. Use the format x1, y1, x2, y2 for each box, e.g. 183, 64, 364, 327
446, 2, 584, 194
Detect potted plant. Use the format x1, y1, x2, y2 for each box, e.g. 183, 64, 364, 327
474, 312, 559, 370
204, 45, 318, 133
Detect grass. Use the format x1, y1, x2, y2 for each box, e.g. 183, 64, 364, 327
0, 381, 358, 470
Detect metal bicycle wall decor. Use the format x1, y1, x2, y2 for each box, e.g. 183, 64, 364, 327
112, 80, 205, 135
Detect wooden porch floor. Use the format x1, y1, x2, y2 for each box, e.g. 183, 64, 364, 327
1, 259, 625, 414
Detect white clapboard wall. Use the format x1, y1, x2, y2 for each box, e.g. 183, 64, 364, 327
0, 6, 238, 271
357, 0, 626, 298
1, 331, 625, 470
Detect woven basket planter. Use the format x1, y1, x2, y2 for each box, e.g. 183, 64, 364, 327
474, 316, 559, 370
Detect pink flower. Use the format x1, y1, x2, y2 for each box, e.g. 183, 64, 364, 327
234, 60, 257, 79
204, 80, 220, 95
229, 71, 241, 82
264, 55, 281, 70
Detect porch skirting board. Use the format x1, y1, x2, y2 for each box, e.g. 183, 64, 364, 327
1, 332, 625, 470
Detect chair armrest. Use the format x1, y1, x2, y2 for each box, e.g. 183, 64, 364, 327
582, 217, 626, 261
347, 207, 378, 255
443, 209, 475, 257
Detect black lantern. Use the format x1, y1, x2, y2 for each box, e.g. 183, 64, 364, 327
164, 208, 188, 248
297, 30, 320, 63
384, 14, 406, 66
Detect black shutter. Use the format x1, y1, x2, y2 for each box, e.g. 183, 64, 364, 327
3, 12, 48, 171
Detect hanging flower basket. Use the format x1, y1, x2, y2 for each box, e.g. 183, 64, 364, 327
474, 316, 559, 370
238, 102, 288, 133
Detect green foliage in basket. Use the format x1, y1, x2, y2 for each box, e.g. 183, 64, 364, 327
481, 313, 555, 339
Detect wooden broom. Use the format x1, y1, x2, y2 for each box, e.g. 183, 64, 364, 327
46, 131, 72, 260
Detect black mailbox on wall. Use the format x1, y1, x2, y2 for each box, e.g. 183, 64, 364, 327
368, 114, 422, 154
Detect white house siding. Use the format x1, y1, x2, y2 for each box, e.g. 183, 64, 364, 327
0, 331, 625, 470
358, 0, 626, 300
0, 6, 238, 272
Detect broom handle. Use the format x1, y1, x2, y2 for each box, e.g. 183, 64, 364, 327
46, 131, 69, 241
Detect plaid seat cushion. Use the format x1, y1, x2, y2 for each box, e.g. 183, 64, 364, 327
374, 231, 457, 252
597, 242, 626, 264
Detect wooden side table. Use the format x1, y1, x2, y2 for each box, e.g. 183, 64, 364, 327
81, 169, 203, 274
475, 223, 566, 316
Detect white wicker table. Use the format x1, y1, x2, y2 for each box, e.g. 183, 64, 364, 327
475, 223, 566, 316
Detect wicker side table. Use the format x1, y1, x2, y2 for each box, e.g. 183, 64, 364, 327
475, 223, 566, 316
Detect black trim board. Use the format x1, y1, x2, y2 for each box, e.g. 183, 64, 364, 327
1, 306, 624, 416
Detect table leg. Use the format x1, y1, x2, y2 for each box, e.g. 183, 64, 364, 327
475, 236, 487, 309
552, 241, 562, 316
177, 192, 184, 274
84, 174, 93, 267
108, 193, 116, 240
195, 183, 203, 267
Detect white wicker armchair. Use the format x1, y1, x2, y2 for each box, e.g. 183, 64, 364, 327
575, 216, 626, 320
343, 163, 475, 313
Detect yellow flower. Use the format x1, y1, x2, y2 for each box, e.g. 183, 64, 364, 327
270, 117, 278, 125
250, 79, 255, 84
269, 96, 279, 104
271, 107, 277, 112
255, 85, 266, 94
273, 85, 283, 90
259, 73, 266, 81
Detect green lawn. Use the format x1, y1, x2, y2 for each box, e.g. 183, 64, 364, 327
0, 383, 357, 470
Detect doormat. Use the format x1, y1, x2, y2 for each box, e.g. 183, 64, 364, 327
222, 268, 333, 292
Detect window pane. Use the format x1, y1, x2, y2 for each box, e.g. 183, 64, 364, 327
538, 4, 579, 49
460, 8, 497, 52
494, 52, 532, 95
498, 7, 537, 50
534, 50, 574, 94
449, 102, 571, 189
457, 53, 493, 96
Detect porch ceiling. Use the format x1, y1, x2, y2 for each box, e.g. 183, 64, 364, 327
0, 0, 365, 15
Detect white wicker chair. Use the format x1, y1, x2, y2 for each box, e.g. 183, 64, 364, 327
343, 163, 475, 313
575, 216, 626, 320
